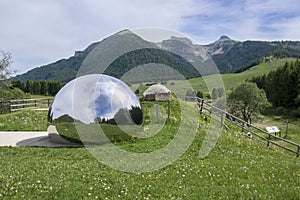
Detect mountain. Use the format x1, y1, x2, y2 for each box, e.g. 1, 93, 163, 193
203, 35, 238, 55
13, 30, 205, 84
13, 30, 300, 83
77, 29, 157, 76
157, 36, 215, 75
208, 37, 300, 73
157, 36, 210, 62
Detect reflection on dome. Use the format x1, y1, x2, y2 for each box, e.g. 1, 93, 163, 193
48, 74, 143, 144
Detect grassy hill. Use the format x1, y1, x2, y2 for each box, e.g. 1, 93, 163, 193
161, 58, 297, 97
212, 40, 300, 73
1, 57, 299, 198
0, 100, 299, 199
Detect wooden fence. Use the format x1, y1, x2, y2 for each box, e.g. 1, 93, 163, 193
0, 98, 53, 113
183, 96, 300, 158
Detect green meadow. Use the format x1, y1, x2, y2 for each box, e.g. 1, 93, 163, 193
0, 99, 300, 199
0, 58, 300, 199
162, 58, 297, 97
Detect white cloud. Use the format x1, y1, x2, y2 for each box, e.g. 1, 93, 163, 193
0, 0, 197, 74
275, 16, 300, 41
182, 0, 300, 42
1, 0, 300, 74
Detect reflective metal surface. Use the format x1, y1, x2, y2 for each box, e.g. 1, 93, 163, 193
48, 74, 143, 144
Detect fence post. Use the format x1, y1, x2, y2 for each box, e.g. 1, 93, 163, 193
220, 111, 224, 128
198, 98, 204, 114
155, 101, 159, 123
242, 122, 244, 132
285, 120, 289, 138
297, 146, 299, 158
48, 99, 50, 107
167, 100, 170, 120
267, 133, 271, 147
9, 100, 12, 113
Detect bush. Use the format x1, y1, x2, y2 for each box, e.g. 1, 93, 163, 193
196, 91, 203, 98
276, 107, 286, 114
291, 107, 300, 117
0, 86, 28, 100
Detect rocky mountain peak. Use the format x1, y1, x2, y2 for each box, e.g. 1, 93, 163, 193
168, 36, 193, 46
219, 35, 232, 41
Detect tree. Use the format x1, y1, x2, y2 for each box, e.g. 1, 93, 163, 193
228, 82, 269, 124
0, 51, 15, 80
11, 80, 25, 91
48, 81, 62, 96
40, 81, 48, 95
259, 60, 300, 108
33, 81, 41, 94
25, 80, 34, 94
217, 88, 225, 98
196, 91, 203, 98
211, 88, 218, 100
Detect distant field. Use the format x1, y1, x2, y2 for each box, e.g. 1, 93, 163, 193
162, 58, 297, 97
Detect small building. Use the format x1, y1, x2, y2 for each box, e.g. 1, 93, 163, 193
143, 84, 171, 101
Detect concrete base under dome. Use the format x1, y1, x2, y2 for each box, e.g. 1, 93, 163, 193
0, 125, 81, 147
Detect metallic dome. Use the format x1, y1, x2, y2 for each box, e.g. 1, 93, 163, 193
48, 74, 143, 144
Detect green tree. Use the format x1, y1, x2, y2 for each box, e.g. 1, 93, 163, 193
48, 81, 62, 96
217, 88, 225, 98
11, 80, 25, 91
228, 82, 268, 124
40, 81, 48, 95
196, 91, 203, 98
33, 81, 41, 94
25, 80, 34, 94
263, 60, 300, 108
211, 88, 218, 100
0, 51, 15, 80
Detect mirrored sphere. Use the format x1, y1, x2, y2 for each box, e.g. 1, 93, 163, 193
48, 74, 143, 144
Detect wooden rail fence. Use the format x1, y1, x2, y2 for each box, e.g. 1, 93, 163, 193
183, 96, 300, 158
0, 98, 53, 113
1, 96, 299, 157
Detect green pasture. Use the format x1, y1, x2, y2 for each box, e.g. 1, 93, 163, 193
162, 58, 297, 97
1, 58, 300, 199
0, 99, 299, 199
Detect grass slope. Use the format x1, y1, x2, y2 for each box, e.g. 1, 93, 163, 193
163, 58, 297, 97
0, 127, 299, 199
0, 101, 299, 199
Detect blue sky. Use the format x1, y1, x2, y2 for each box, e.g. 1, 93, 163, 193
1, 0, 300, 74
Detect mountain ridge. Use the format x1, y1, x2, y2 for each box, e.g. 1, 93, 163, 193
13, 30, 300, 83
